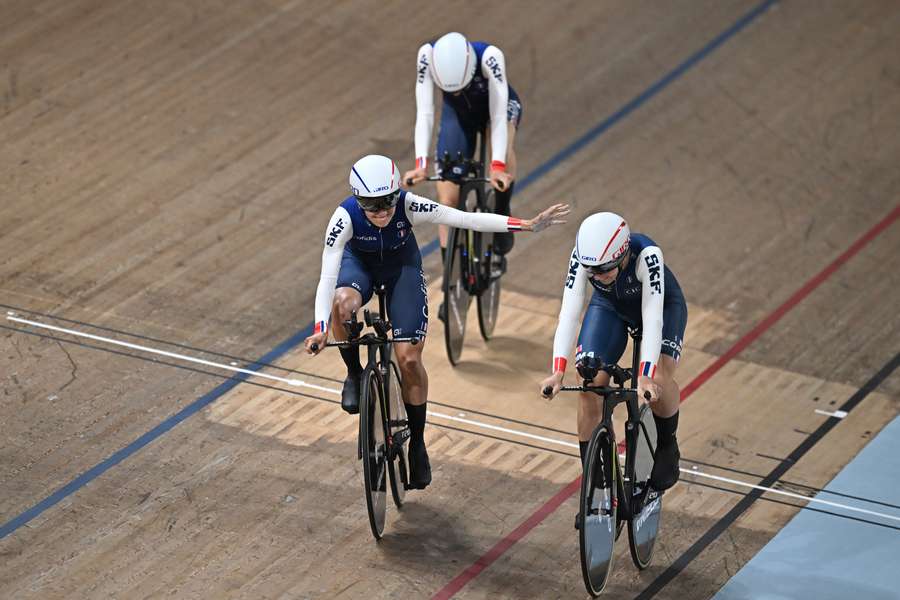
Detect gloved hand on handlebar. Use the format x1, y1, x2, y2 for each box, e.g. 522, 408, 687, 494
490, 168, 512, 192
304, 331, 327, 355
403, 167, 427, 187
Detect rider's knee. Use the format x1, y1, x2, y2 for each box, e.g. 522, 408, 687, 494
396, 348, 424, 374
333, 289, 360, 319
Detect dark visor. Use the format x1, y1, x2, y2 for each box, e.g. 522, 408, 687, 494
581, 252, 626, 275
355, 190, 400, 212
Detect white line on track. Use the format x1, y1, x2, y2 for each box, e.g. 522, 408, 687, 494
9, 312, 898, 525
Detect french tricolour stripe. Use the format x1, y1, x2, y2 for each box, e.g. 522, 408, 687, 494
507, 217, 523, 232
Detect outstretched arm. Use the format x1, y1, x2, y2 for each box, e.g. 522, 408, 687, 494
404, 192, 569, 233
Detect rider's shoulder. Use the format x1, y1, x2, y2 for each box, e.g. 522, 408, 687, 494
630, 233, 661, 254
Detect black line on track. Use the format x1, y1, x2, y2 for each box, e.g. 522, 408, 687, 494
636, 351, 900, 599
684, 479, 900, 533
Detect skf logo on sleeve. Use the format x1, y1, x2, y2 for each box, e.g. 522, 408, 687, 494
566, 250, 579, 289
409, 201, 436, 213
326, 218, 345, 247
644, 254, 662, 294
485, 56, 504, 82
417, 54, 429, 83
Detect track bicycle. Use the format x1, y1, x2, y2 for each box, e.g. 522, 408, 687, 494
414, 127, 505, 365
311, 285, 415, 540
544, 328, 662, 596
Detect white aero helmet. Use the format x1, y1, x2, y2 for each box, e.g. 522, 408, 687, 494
349, 154, 401, 211
575, 212, 631, 273
431, 32, 477, 92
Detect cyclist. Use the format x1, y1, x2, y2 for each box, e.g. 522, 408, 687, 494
305, 154, 568, 490
540, 212, 686, 491
402, 32, 522, 274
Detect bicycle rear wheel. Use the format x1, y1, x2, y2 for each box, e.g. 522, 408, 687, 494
385, 360, 409, 508
476, 189, 502, 341
443, 226, 470, 365
360, 367, 388, 540
628, 403, 662, 568
579, 425, 617, 597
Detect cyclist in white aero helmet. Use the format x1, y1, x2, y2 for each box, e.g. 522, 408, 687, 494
541, 212, 688, 492
305, 154, 569, 490
403, 32, 523, 271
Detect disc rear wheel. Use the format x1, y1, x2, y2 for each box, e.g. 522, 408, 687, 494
628, 403, 662, 568
385, 361, 408, 508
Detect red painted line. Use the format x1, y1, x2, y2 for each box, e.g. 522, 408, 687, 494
431, 477, 582, 600
430, 203, 899, 599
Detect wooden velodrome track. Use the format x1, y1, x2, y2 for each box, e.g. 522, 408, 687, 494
2, 1, 898, 598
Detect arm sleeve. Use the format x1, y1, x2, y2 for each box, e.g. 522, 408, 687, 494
404, 192, 523, 232
551, 247, 589, 373
313, 206, 353, 333
482, 45, 510, 169
413, 44, 435, 170
634, 246, 665, 378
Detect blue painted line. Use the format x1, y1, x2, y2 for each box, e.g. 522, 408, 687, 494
0, 324, 314, 539
0, 0, 776, 540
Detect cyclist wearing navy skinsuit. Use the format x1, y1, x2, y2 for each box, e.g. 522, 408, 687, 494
305, 154, 569, 490
403, 32, 523, 266
541, 212, 687, 492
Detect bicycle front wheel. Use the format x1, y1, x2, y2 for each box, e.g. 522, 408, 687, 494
579, 425, 618, 597
628, 403, 662, 568
385, 360, 408, 508
360, 367, 388, 540
443, 226, 471, 365
476, 190, 502, 340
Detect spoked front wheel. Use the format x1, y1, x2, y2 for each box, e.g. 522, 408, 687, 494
628, 403, 662, 568
385, 360, 409, 508
360, 367, 388, 540
476, 190, 502, 340
579, 426, 618, 597
443, 226, 471, 365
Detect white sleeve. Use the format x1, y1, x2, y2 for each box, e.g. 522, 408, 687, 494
551, 247, 588, 372
414, 44, 435, 169
404, 192, 521, 232
634, 246, 665, 378
482, 45, 509, 168
313, 206, 353, 333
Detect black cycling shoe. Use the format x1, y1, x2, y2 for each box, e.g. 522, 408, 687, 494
490, 253, 507, 279
437, 301, 447, 323
407, 440, 432, 489
574, 512, 582, 530
649, 441, 681, 491
493, 231, 514, 255
340, 373, 360, 415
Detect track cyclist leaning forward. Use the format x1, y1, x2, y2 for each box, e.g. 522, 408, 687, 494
402, 32, 522, 266
540, 212, 687, 491
305, 154, 568, 490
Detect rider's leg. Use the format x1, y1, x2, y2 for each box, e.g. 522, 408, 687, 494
648, 301, 687, 490
389, 263, 433, 489
332, 253, 373, 414
331, 287, 365, 414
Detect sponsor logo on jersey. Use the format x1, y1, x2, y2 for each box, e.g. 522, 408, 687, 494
566, 250, 579, 289
485, 56, 503, 82
355, 235, 377, 241
644, 254, 662, 294
396, 221, 407, 228
409, 201, 437, 213
417, 54, 429, 84
326, 218, 345, 247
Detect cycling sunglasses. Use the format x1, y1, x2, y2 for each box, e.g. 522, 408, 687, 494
355, 190, 400, 213
581, 252, 627, 275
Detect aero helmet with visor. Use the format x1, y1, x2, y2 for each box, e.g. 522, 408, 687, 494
349, 154, 401, 212
575, 212, 631, 274
431, 32, 477, 93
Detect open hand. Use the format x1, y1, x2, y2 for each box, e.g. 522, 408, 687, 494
528, 203, 571, 232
